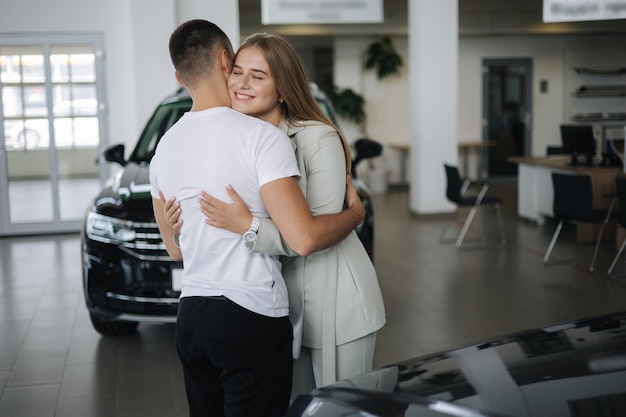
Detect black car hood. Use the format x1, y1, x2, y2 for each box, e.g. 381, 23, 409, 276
91, 162, 154, 221
288, 311, 626, 417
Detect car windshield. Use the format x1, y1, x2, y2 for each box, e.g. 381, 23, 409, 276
129, 99, 191, 164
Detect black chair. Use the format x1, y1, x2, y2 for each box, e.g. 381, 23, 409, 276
543, 173, 616, 272
351, 138, 383, 176
441, 164, 506, 248
608, 177, 626, 276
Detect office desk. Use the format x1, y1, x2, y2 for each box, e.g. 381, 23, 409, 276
388, 143, 410, 188
509, 156, 620, 243
387, 141, 495, 187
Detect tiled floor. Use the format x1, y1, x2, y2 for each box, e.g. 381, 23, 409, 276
1, 182, 626, 417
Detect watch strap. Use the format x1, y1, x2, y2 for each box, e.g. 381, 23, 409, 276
242, 216, 260, 243
247, 216, 260, 233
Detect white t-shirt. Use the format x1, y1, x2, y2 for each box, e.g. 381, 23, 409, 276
150, 107, 300, 318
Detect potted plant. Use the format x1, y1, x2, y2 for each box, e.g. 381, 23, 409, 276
363, 36, 403, 80
325, 85, 366, 130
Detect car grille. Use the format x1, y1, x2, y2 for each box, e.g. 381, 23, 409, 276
106, 292, 179, 315
120, 222, 171, 261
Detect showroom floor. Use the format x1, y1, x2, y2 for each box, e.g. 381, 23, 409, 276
2, 182, 626, 417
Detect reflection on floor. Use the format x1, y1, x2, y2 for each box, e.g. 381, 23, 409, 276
1, 183, 626, 417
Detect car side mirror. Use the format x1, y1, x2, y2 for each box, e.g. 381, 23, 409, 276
103, 144, 126, 166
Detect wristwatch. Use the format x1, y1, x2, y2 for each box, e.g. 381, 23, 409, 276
242, 216, 260, 243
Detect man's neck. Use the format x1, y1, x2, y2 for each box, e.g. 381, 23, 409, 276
188, 82, 231, 112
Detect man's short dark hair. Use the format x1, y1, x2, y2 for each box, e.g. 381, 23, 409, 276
169, 19, 234, 87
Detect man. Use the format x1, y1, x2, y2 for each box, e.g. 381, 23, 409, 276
149, 20, 363, 417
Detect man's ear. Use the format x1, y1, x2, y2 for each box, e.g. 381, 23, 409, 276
220, 49, 232, 76
175, 71, 185, 87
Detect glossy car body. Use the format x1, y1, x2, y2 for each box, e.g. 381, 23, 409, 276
286, 310, 626, 417
81, 87, 379, 336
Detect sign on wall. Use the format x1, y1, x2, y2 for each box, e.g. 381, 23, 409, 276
543, 0, 626, 22
261, 0, 383, 25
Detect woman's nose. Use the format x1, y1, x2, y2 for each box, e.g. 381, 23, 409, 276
239, 74, 250, 89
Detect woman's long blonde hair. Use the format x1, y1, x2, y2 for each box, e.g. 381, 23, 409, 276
237, 33, 352, 173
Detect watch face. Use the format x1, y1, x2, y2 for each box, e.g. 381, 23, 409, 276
243, 231, 257, 243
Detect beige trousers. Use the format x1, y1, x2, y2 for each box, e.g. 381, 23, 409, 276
290, 332, 377, 401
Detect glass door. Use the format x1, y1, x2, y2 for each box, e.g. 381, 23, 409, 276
482, 58, 533, 179
0, 34, 107, 235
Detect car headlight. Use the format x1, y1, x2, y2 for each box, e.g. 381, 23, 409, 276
86, 212, 136, 244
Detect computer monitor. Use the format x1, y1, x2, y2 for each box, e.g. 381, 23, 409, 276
560, 124, 596, 166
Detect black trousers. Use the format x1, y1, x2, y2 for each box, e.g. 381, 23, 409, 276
176, 296, 293, 417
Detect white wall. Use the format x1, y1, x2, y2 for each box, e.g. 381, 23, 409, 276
334, 36, 411, 186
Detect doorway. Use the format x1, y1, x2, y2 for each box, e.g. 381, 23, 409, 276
482, 59, 533, 178
0, 33, 108, 236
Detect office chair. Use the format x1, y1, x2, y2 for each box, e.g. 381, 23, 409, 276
543, 173, 616, 272
441, 164, 506, 248
608, 177, 626, 276
351, 138, 383, 175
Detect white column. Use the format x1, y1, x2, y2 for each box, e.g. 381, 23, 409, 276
176, 0, 240, 47
409, 0, 458, 214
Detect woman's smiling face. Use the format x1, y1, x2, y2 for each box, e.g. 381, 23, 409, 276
227, 46, 283, 126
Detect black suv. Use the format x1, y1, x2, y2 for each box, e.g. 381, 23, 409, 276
81, 87, 380, 336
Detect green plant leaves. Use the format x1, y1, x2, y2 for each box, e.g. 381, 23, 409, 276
325, 86, 366, 127
363, 36, 403, 79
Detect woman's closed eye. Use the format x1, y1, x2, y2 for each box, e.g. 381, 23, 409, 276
231, 71, 264, 81
248, 71, 266, 80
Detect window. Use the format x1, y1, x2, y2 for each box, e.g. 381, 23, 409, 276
1, 44, 99, 149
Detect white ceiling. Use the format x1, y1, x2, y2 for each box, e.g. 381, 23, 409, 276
237, 0, 626, 43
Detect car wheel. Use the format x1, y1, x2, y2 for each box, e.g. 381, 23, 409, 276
89, 313, 139, 336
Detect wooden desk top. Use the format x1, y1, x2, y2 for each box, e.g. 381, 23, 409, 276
387, 141, 495, 151
508, 156, 622, 174
458, 140, 495, 148
388, 143, 410, 152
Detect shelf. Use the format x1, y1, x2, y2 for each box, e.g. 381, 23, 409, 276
574, 67, 626, 75
574, 85, 626, 96
569, 64, 626, 123
572, 113, 626, 122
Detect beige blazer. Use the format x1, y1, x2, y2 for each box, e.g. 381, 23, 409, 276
247, 118, 386, 385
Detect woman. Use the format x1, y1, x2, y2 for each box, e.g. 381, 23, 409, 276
164, 33, 385, 396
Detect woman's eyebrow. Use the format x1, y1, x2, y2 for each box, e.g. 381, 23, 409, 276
233, 63, 268, 76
